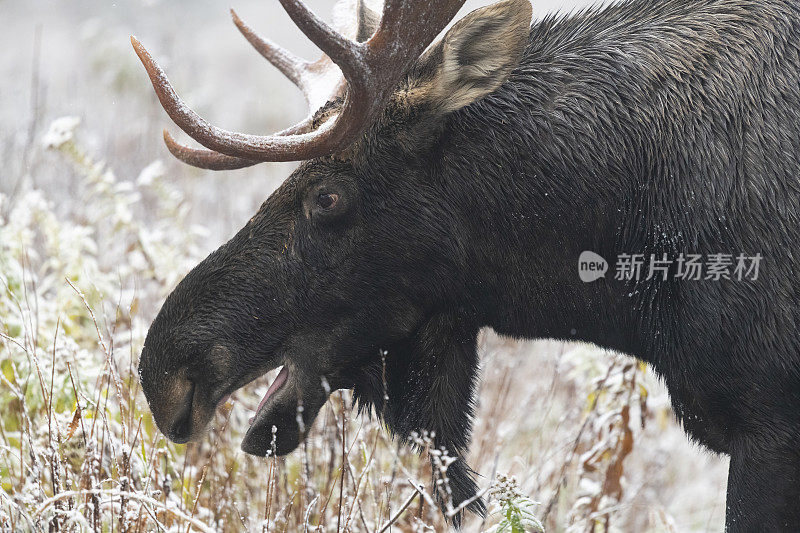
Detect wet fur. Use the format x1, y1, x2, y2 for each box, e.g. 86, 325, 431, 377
355, 0, 800, 528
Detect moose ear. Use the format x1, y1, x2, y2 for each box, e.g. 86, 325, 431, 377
411, 0, 532, 113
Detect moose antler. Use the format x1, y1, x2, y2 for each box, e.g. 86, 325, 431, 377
132, 0, 466, 170
157, 0, 375, 170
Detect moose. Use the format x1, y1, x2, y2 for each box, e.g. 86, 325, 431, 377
134, 0, 800, 529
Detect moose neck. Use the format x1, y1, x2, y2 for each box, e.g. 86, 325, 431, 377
440, 105, 644, 357
435, 6, 718, 360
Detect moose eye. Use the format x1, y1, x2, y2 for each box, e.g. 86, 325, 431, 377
317, 192, 339, 210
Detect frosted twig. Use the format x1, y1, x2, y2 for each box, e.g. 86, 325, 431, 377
32, 489, 216, 533
447, 485, 492, 518
377, 488, 419, 533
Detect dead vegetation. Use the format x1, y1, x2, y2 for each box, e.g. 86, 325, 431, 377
1, 2, 727, 529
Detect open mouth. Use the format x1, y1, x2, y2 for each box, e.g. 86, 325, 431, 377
248, 365, 289, 425
201, 359, 332, 457
216, 362, 329, 457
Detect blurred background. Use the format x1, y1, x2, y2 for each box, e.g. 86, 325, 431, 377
1, 1, 728, 531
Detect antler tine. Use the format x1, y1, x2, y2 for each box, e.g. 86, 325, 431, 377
230, 9, 309, 89
277, 0, 361, 77
162, 112, 327, 170
231, 8, 348, 112
163, 131, 259, 171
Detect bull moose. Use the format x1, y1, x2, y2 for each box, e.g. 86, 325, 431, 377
134, 0, 800, 529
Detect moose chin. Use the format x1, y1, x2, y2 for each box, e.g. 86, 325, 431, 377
135, 0, 800, 529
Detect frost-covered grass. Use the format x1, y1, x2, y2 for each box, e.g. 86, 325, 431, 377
3, 2, 728, 529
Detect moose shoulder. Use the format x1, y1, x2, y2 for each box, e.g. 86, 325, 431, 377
134, 0, 800, 529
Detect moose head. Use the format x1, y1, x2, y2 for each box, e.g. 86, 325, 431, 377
135, 0, 533, 519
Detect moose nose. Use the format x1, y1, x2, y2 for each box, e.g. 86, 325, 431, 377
165, 381, 195, 443
168, 411, 192, 443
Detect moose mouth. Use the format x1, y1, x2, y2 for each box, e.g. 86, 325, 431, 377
236, 363, 330, 457
248, 366, 289, 425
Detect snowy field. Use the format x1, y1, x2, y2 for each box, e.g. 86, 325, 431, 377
1, 1, 727, 531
